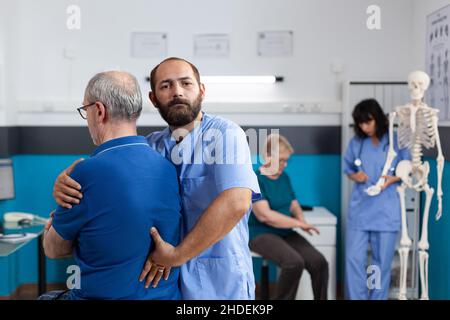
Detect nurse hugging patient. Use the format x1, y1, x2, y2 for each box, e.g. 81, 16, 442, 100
343, 99, 410, 300
45, 58, 261, 300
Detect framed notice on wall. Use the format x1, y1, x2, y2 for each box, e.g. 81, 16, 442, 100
426, 4, 450, 122
131, 32, 167, 58
257, 31, 293, 57
194, 34, 230, 58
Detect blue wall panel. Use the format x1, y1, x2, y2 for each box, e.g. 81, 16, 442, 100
424, 159, 450, 300
0, 155, 84, 296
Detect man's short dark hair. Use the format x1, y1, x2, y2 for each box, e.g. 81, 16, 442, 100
149, 57, 201, 92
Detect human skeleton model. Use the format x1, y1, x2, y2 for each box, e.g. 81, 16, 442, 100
366, 71, 444, 300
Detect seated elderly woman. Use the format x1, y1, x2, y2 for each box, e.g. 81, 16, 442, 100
249, 134, 329, 300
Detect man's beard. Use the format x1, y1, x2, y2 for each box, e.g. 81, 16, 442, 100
155, 94, 202, 127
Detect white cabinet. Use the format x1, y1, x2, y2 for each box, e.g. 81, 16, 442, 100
293, 207, 337, 300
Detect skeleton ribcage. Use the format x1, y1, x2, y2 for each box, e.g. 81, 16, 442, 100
397, 105, 436, 149
396, 105, 437, 167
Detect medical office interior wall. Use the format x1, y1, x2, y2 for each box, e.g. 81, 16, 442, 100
2, 0, 449, 298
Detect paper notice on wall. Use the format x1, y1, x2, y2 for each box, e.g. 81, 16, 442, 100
426, 4, 450, 121
257, 31, 293, 57
194, 34, 230, 58
131, 32, 167, 58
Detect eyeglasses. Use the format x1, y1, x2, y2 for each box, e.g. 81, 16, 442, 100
77, 102, 96, 120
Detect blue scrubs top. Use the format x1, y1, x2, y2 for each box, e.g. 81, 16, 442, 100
52, 136, 182, 300
147, 112, 261, 300
343, 133, 411, 231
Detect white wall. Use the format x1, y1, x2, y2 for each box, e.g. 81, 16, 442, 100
3, 0, 417, 126
0, 0, 20, 127
0, 0, 7, 125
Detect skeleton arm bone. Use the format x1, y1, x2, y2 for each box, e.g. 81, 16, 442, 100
433, 114, 444, 220
382, 111, 399, 177
366, 111, 398, 196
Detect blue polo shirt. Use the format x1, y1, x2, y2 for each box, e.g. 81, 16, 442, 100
52, 136, 182, 300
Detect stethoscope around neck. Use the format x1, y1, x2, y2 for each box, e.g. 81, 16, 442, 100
353, 137, 390, 172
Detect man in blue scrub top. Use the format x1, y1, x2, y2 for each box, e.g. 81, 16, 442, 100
42, 71, 182, 300
138, 58, 261, 299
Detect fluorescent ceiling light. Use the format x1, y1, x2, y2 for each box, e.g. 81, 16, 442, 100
201, 76, 283, 84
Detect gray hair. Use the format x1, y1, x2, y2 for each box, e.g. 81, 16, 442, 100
84, 71, 142, 121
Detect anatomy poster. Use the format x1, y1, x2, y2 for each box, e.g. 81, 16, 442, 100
426, 4, 450, 121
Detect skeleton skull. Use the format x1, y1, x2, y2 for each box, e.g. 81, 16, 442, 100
408, 71, 430, 101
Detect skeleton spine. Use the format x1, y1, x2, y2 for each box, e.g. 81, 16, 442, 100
412, 135, 423, 167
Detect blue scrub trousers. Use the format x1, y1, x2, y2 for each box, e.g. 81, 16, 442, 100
345, 229, 398, 300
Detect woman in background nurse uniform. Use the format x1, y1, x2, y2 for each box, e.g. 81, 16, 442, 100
343, 99, 410, 300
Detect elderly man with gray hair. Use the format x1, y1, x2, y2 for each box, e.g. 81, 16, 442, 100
39, 71, 182, 300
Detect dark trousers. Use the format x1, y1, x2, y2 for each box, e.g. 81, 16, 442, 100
250, 232, 329, 300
